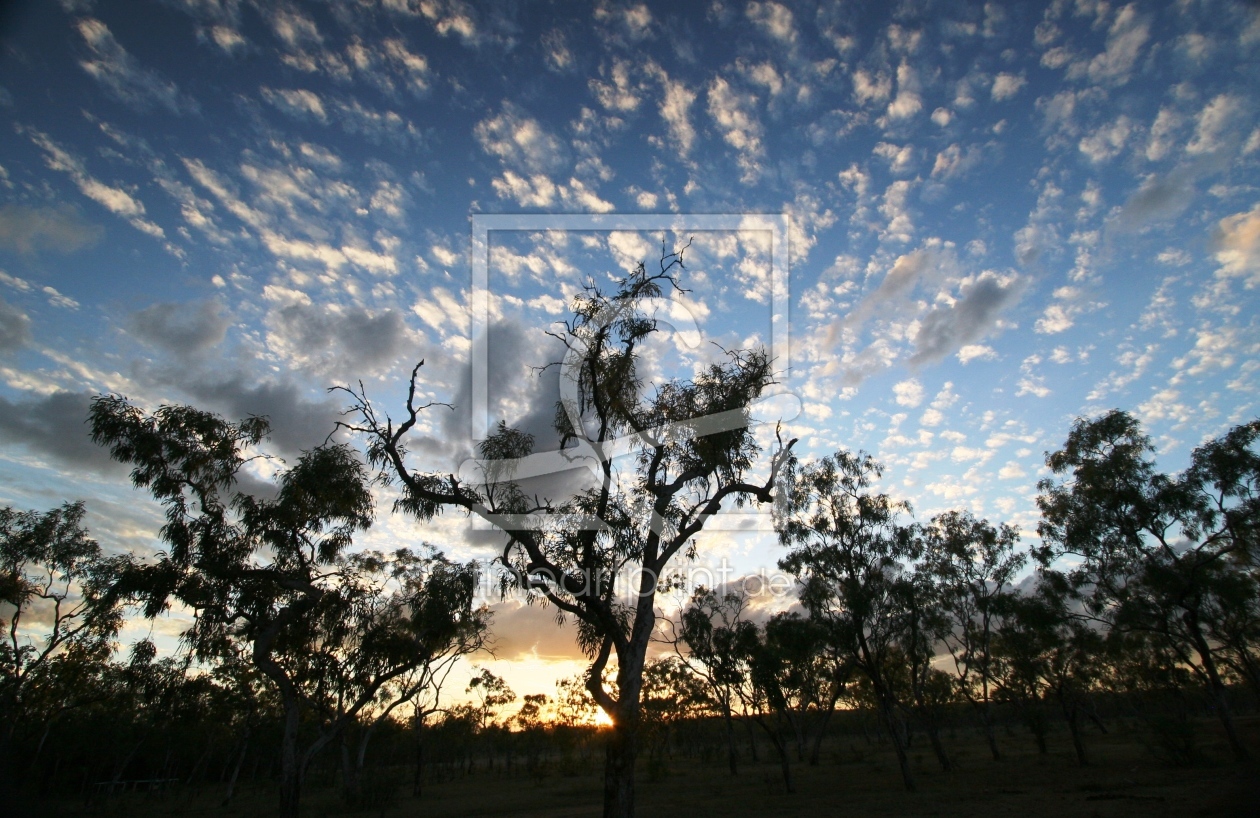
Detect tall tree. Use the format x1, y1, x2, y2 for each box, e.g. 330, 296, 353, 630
339, 247, 796, 818
1036, 410, 1259, 761
90, 397, 484, 816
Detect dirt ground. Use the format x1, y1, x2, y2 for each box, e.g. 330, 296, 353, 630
46, 717, 1260, 818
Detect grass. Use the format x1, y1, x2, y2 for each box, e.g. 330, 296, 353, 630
39, 716, 1260, 818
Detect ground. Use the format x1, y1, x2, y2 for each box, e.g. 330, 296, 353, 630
44, 716, 1260, 817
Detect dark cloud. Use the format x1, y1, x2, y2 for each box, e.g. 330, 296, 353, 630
128, 300, 231, 358
1117, 168, 1195, 229
0, 297, 31, 353
268, 303, 411, 379
485, 599, 584, 661
181, 376, 342, 459
909, 272, 1023, 366
0, 204, 103, 254
0, 391, 122, 472
440, 317, 567, 450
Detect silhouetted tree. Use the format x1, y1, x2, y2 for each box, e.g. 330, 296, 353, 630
1, 502, 125, 746
1037, 410, 1259, 761
919, 510, 1024, 761
338, 246, 796, 818
671, 586, 758, 775
90, 397, 482, 816
778, 451, 918, 791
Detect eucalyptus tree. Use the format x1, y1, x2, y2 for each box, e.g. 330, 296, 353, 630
671, 585, 758, 775
892, 569, 956, 772
918, 510, 1025, 761
1, 502, 125, 749
1036, 410, 1259, 761
992, 581, 1105, 766
339, 247, 796, 818
777, 451, 919, 792
90, 397, 484, 817
746, 612, 844, 790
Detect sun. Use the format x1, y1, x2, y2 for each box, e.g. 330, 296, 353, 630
592, 709, 614, 728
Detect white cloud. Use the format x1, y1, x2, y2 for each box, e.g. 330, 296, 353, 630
590, 59, 641, 112
76, 18, 198, 115
990, 72, 1025, 101
1086, 3, 1150, 86
27, 129, 165, 240
707, 77, 764, 183
475, 102, 566, 174
261, 87, 328, 120
893, 378, 925, 407
874, 142, 914, 173
885, 61, 922, 120
1079, 116, 1133, 163
746, 1, 797, 44
1214, 204, 1260, 287
957, 344, 997, 363
1186, 94, 1245, 156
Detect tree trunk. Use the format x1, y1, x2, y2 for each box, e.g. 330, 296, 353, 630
879, 695, 915, 792
741, 715, 760, 762
924, 717, 952, 772
722, 708, 738, 775
975, 699, 1001, 761
278, 698, 302, 818
222, 728, 249, 806
1183, 617, 1251, 762
1063, 702, 1088, 767
412, 715, 425, 798
809, 705, 836, 766
602, 722, 637, 818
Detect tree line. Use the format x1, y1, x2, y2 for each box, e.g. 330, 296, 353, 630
2, 249, 1258, 817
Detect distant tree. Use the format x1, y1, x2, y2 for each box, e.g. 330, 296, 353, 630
918, 510, 1025, 761
639, 656, 705, 776
892, 568, 956, 772
992, 581, 1105, 766
1036, 410, 1259, 761
671, 586, 758, 775
744, 612, 844, 792
777, 451, 919, 791
0, 502, 125, 751
339, 247, 796, 818
90, 397, 483, 817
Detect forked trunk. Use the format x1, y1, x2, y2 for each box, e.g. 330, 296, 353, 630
880, 695, 915, 792
925, 719, 952, 772
1190, 623, 1251, 762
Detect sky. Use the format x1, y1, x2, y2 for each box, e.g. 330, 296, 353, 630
1, 0, 1259, 699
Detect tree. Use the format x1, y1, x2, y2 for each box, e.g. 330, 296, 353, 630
991, 581, 1105, 766
339, 246, 796, 818
744, 612, 845, 791
918, 510, 1025, 761
1036, 410, 1259, 761
671, 586, 758, 775
89, 397, 484, 816
892, 568, 956, 772
1, 502, 124, 747
777, 451, 919, 791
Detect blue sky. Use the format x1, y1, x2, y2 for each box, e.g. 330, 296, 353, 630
2, 0, 1259, 693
